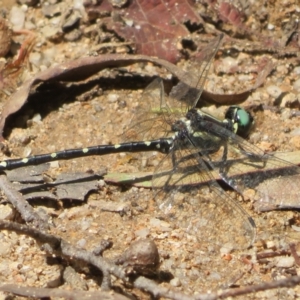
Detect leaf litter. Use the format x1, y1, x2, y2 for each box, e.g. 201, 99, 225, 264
0, 0, 300, 299
85, 0, 203, 63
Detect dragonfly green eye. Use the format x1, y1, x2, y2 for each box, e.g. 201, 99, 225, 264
225, 106, 254, 137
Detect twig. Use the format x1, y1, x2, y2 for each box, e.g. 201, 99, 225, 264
1, 221, 300, 299
0, 284, 128, 300
0, 221, 59, 246
133, 274, 300, 300
0, 175, 49, 231
93, 239, 113, 256
256, 249, 291, 260
0, 221, 126, 290
209, 276, 300, 299
60, 240, 117, 290
134, 276, 194, 300
289, 243, 300, 266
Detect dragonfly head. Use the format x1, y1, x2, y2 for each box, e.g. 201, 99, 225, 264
225, 106, 254, 137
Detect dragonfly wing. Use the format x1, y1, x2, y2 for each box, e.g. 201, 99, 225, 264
169, 34, 224, 110
152, 140, 256, 250
124, 78, 171, 141
194, 119, 300, 211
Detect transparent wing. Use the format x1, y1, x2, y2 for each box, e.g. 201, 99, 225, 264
124, 78, 169, 142
191, 118, 300, 211
152, 139, 256, 251
125, 34, 224, 141
169, 34, 224, 111
193, 34, 224, 92
124, 77, 186, 142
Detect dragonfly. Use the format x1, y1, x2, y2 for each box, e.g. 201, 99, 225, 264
122, 34, 256, 250
1, 34, 298, 252
0, 35, 257, 252
103, 33, 300, 249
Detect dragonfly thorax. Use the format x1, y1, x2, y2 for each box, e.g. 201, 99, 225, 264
171, 118, 193, 135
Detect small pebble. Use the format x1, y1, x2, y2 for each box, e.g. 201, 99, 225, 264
266, 240, 276, 249
276, 65, 288, 74
50, 16, 61, 26
149, 218, 170, 227
291, 225, 300, 232
63, 266, 88, 290
22, 146, 32, 157
43, 47, 57, 63
32, 113, 42, 123
290, 127, 300, 137
249, 132, 261, 144
280, 92, 297, 107
293, 79, 300, 92
107, 94, 119, 103
25, 20, 36, 30
73, 0, 86, 14
124, 18, 133, 26
76, 238, 87, 248
145, 64, 158, 75
81, 218, 91, 231
42, 4, 61, 18
293, 66, 300, 75
0, 205, 14, 220
149, 218, 171, 232
97, 179, 106, 187
39, 64, 48, 71
219, 56, 238, 73
41, 25, 60, 39
238, 74, 253, 82
280, 108, 292, 121
49, 161, 59, 168
45, 265, 63, 288
220, 244, 234, 255
0, 241, 10, 256
135, 228, 150, 238
170, 277, 181, 287
10, 6, 26, 30
276, 256, 295, 268
266, 85, 282, 98
208, 272, 221, 281
62, 10, 81, 31
116, 238, 160, 276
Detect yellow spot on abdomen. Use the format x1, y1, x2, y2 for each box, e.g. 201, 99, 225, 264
22, 158, 29, 164
0, 161, 7, 168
